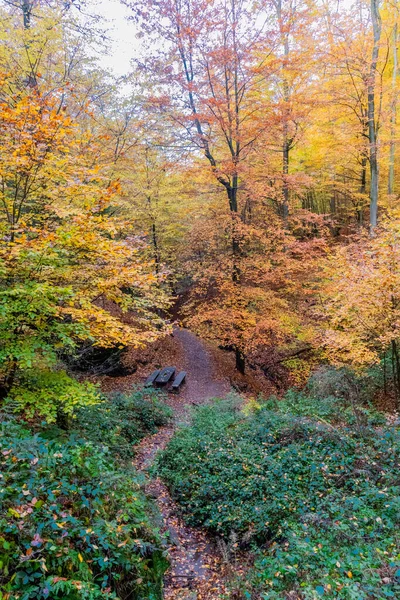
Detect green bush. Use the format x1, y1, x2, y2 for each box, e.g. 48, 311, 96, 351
7, 370, 99, 425
157, 396, 400, 598
264, 386, 386, 427
74, 387, 173, 461
0, 420, 167, 600
306, 365, 384, 409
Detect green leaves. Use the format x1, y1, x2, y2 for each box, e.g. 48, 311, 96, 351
74, 387, 172, 462
157, 395, 400, 598
7, 369, 100, 423
0, 421, 167, 599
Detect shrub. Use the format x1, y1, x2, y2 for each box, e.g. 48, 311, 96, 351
74, 387, 173, 461
6, 370, 99, 425
157, 396, 400, 598
306, 365, 380, 406
0, 420, 167, 600
264, 386, 386, 427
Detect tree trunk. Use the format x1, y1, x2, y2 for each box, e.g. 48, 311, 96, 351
22, 0, 31, 28
235, 348, 245, 375
152, 222, 160, 275
368, 0, 382, 232
275, 0, 291, 221
388, 22, 398, 196
358, 153, 368, 226
392, 340, 400, 409
227, 175, 241, 283
360, 154, 367, 196
282, 129, 290, 220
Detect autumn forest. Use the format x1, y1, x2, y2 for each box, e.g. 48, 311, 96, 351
1, 0, 400, 599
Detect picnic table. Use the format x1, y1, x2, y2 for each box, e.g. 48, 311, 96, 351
144, 367, 187, 392
155, 366, 176, 385
171, 371, 186, 391
144, 369, 160, 387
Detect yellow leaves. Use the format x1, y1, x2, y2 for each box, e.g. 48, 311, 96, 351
320, 219, 400, 369
61, 301, 161, 349
0, 74, 170, 363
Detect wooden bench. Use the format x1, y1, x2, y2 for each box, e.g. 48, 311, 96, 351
155, 366, 176, 385
171, 371, 186, 392
144, 369, 160, 387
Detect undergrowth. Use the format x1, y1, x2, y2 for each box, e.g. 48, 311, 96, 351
73, 387, 172, 461
157, 393, 400, 599
0, 386, 172, 600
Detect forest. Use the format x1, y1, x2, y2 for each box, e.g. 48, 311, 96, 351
1, 0, 400, 598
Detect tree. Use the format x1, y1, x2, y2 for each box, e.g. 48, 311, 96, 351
388, 1, 399, 196
320, 216, 400, 407
127, 0, 276, 370
368, 0, 382, 230
266, 0, 317, 221
0, 70, 168, 420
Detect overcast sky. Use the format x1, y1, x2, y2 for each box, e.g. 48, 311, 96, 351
88, 0, 138, 76
88, 0, 355, 78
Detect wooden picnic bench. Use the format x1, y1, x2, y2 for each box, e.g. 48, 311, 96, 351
144, 369, 160, 387
171, 371, 186, 392
155, 366, 176, 385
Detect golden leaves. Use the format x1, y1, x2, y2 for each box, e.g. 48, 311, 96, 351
319, 219, 400, 369
0, 75, 170, 356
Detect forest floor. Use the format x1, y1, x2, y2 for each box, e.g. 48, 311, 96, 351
99, 328, 244, 599
133, 329, 231, 599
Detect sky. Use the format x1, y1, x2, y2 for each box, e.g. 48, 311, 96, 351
86, 0, 355, 78
88, 0, 139, 76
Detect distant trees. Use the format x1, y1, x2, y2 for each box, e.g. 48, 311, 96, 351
388, 1, 399, 196
125, 0, 324, 374
368, 0, 382, 230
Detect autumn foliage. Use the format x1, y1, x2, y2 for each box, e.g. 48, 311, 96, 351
0, 76, 168, 420
2, 1, 400, 600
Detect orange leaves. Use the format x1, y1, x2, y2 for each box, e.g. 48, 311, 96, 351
0, 75, 170, 358
319, 218, 400, 369
182, 203, 318, 365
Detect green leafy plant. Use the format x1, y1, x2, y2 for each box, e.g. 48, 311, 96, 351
7, 369, 99, 425
0, 420, 167, 600
74, 387, 173, 461
157, 395, 400, 598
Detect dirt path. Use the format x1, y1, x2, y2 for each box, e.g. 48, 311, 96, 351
134, 328, 231, 600
172, 328, 229, 416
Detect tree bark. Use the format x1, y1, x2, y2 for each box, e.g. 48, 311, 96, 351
388, 22, 398, 196
368, 0, 382, 232
152, 221, 160, 275
275, 0, 291, 221
392, 339, 400, 409
22, 0, 31, 28
357, 153, 368, 226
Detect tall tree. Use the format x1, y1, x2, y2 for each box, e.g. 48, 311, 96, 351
127, 0, 272, 370
368, 0, 382, 230
388, 3, 399, 195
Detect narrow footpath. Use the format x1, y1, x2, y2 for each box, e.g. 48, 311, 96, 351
134, 329, 230, 600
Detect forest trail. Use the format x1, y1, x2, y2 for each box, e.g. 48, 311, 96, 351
171, 328, 229, 414
134, 328, 231, 600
